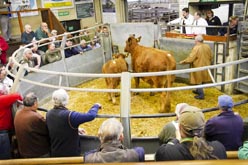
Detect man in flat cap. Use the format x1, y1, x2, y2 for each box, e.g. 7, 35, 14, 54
204, 95, 244, 151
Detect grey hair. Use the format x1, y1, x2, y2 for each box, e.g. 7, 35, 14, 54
23, 92, 38, 107
98, 118, 123, 143
195, 35, 204, 42
24, 24, 31, 31
52, 89, 69, 107
23, 48, 32, 56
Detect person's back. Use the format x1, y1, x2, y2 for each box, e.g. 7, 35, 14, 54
46, 108, 80, 157
84, 118, 144, 163
14, 93, 50, 158
205, 95, 243, 151
46, 89, 101, 157
155, 106, 227, 161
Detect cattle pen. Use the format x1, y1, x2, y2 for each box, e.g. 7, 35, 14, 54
8, 23, 248, 154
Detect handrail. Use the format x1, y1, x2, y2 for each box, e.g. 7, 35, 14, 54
0, 151, 240, 164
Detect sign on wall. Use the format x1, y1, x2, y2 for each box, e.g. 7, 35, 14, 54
75, 0, 94, 19
42, 0, 74, 9
10, 0, 38, 17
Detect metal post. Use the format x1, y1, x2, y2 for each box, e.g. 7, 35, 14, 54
10, 65, 25, 94
60, 34, 69, 87
120, 72, 131, 148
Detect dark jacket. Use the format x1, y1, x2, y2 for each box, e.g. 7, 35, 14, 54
64, 47, 79, 58
204, 111, 244, 151
155, 139, 227, 161
14, 108, 50, 158
84, 140, 144, 163
219, 22, 238, 36
46, 105, 100, 157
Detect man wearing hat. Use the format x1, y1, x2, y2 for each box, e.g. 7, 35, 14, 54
155, 106, 226, 161
204, 95, 243, 151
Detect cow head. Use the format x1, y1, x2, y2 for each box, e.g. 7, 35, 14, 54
124, 35, 142, 53
112, 53, 128, 59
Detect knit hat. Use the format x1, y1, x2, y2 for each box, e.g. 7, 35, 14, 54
175, 103, 189, 117
218, 95, 234, 111
179, 106, 205, 137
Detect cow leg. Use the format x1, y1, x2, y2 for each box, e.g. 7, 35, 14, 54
105, 78, 112, 101
159, 75, 172, 113
134, 77, 140, 95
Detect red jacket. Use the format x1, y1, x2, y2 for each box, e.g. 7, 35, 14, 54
0, 93, 22, 130
0, 36, 9, 64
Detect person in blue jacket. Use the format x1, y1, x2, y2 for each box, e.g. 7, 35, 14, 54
46, 88, 101, 157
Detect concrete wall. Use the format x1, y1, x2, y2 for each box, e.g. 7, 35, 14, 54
17, 40, 112, 103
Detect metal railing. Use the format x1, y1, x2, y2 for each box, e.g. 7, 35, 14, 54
8, 24, 248, 147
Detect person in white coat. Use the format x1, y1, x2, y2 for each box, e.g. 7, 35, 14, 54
167, 8, 194, 34
192, 11, 208, 35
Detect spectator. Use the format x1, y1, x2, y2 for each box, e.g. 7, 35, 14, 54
0, 33, 9, 65
21, 24, 35, 45
90, 39, 101, 49
79, 28, 91, 42
219, 16, 239, 36
204, 95, 243, 151
30, 43, 45, 56
167, 8, 194, 34
46, 89, 101, 157
84, 118, 145, 163
50, 29, 60, 48
76, 39, 92, 53
0, 1, 15, 42
0, 83, 22, 159
158, 103, 189, 144
14, 92, 50, 158
44, 43, 62, 64
64, 40, 80, 58
35, 22, 51, 52
238, 141, 248, 159
205, 10, 222, 35
0, 67, 13, 91
102, 26, 110, 37
192, 11, 208, 35
155, 106, 227, 161
19, 48, 41, 75
180, 35, 212, 100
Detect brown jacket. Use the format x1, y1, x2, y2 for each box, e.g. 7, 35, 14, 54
182, 43, 213, 84
14, 108, 50, 158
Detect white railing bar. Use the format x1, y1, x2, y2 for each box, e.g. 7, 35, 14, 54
17, 77, 121, 92
10, 57, 248, 78
14, 73, 248, 93
131, 76, 248, 92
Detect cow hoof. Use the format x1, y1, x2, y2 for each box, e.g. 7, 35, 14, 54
133, 92, 139, 95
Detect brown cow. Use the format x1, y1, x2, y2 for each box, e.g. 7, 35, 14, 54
124, 35, 176, 113
102, 53, 128, 104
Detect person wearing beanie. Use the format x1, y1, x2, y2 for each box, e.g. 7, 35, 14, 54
155, 106, 226, 161
158, 103, 189, 144
46, 88, 102, 157
204, 95, 244, 151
